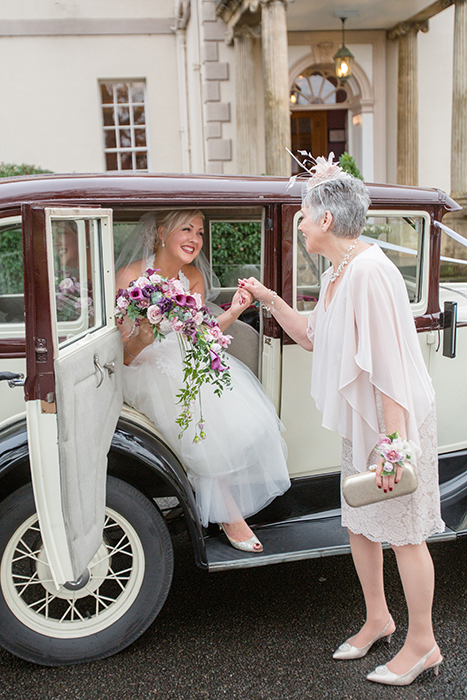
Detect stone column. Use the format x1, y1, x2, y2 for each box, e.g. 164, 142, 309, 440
451, 0, 467, 205
261, 0, 291, 176
444, 0, 467, 259
389, 21, 428, 186
234, 25, 260, 175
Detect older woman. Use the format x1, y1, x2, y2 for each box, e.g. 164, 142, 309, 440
239, 156, 444, 686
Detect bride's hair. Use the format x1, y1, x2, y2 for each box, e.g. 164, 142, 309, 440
155, 209, 205, 251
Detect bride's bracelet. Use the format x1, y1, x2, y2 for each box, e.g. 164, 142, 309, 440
124, 341, 137, 359
264, 290, 277, 313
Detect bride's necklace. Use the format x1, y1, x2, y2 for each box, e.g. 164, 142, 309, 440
330, 240, 358, 283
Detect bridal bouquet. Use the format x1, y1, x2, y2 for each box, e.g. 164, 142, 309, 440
115, 268, 232, 441
55, 273, 94, 322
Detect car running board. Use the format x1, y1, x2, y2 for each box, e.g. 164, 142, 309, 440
205, 515, 457, 571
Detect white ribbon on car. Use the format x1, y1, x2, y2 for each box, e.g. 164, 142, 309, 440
361, 221, 467, 266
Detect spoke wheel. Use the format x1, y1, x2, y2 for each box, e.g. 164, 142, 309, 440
0, 477, 173, 665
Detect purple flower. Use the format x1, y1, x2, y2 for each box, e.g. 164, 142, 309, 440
209, 349, 229, 372
142, 285, 156, 298
174, 293, 187, 306
129, 287, 145, 301
185, 295, 198, 308
157, 297, 174, 314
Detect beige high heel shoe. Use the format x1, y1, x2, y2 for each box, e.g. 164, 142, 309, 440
366, 644, 443, 686
220, 524, 263, 553
333, 617, 394, 660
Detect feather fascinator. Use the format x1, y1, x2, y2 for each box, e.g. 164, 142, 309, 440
286, 149, 352, 193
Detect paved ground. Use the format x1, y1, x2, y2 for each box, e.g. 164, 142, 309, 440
1, 533, 466, 700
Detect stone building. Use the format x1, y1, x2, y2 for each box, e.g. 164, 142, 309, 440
0, 0, 464, 205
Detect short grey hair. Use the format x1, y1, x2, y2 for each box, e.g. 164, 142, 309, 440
302, 177, 371, 238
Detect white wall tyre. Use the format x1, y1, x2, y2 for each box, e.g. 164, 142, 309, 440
0, 476, 173, 666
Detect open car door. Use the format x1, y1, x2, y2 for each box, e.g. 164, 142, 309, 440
23, 205, 123, 587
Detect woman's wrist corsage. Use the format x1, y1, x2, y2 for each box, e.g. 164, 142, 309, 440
375, 431, 412, 476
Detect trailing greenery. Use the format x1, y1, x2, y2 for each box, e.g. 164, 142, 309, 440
0, 162, 52, 178
211, 221, 261, 286
339, 152, 364, 180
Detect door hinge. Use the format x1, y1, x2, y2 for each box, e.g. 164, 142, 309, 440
35, 338, 48, 363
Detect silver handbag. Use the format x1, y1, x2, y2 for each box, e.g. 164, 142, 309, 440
342, 463, 417, 508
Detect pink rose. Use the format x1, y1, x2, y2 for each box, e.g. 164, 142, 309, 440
147, 305, 163, 324
58, 277, 75, 292
117, 296, 129, 310
172, 319, 184, 332
377, 435, 391, 447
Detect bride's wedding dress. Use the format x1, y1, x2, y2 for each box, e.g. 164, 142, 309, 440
122, 268, 290, 527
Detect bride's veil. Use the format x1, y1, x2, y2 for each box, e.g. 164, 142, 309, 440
115, 210, 220, 302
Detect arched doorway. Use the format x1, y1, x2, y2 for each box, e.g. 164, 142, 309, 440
289, 59, 375, 180
289, 67, 349, 173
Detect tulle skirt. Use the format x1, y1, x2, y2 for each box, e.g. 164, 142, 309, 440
122, 333, 290, 526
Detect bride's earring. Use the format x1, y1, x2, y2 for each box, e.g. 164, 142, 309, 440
161, 241, 165, 248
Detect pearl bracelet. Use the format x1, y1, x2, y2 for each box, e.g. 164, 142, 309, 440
264, 290, 277, 313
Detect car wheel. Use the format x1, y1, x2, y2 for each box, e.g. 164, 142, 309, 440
0, 475, 174, 666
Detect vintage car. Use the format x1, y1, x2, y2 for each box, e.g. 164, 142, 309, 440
0, 173, 466, 666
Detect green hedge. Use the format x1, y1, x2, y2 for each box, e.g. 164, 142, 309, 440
0, 162, 52, 178
211, 221, 261, 286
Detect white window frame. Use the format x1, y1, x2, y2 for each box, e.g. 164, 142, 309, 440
99, 80, 149, 172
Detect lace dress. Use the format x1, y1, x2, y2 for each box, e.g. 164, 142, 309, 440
122, 268, 290, 527
307, 245, 444, 546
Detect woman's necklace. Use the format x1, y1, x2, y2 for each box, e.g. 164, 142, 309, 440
330, 240, 358, 283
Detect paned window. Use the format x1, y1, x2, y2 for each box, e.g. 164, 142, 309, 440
100, 81, 149, 171
292, 211, 429, 315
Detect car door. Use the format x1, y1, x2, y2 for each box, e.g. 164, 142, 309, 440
22, 204, 123, 587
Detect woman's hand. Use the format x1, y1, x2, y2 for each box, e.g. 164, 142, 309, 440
137, 317, 155, 348
238, 277, 271, 305
230, 287, 253, 316
375, 457, 404, 493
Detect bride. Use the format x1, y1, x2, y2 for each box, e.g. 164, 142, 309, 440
115, 209, 290, 552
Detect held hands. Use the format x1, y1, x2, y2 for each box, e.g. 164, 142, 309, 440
238, 277, 270, 304
230, 287, 253, 317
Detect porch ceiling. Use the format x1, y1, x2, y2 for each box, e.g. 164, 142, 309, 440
285, 0, 450, 32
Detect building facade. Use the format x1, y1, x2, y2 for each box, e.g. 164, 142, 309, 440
0, 0, 463, 202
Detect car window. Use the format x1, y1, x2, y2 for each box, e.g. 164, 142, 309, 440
292, 210, 429, 314
210, 220, 261, 289
50, 216, 106, 345
112, 209, 264, 313
0, 216, 24, 334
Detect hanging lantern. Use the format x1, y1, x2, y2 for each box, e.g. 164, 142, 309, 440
333, 17, 354, 82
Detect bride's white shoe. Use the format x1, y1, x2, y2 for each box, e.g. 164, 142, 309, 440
333, 617, 394, 660
367, 644, 443, 686
220, 524, 263, 553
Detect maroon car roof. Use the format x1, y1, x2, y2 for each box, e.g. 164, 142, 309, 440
0, 172, 461, 212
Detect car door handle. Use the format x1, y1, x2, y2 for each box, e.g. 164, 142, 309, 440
0, 371, 25, 388
93, 356, 116, 388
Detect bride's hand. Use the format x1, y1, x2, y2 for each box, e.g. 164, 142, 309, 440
229, 288, 253, 317
137, 317, 155, 348
238, 277, 270, 304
